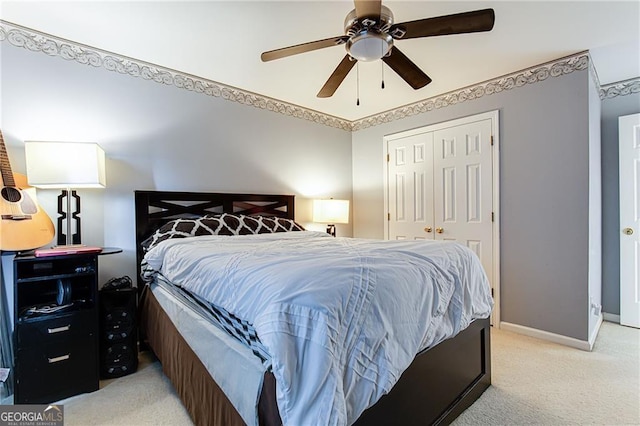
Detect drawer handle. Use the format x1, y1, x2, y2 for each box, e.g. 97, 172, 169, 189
47, 325, 71, 334
48, 354, 70, 364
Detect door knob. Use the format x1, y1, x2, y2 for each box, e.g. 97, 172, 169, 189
623, 227, 634, 235
424, 227, 432, 233
436, 227, 444, 234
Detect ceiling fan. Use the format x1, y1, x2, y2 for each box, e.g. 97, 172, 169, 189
261, 1, 495, 98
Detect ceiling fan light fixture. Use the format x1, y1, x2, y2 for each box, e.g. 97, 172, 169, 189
347, 31, 393, 62
262, 2, 496, 98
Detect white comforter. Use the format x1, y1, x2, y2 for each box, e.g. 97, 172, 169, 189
144, 231, 493, 426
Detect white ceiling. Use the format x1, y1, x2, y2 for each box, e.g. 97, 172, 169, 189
2, 1, 639, 121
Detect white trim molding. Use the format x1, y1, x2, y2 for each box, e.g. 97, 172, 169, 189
603, 312, 621, 323
501, 316, 603, 352
1, 20, 637, 131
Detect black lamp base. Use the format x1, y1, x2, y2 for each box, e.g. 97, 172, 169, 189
326, 224, 336, 237
57, 189, 81, 246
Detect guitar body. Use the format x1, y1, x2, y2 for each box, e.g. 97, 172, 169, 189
1, 172, 55, 251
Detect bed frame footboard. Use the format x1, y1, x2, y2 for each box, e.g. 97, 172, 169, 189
354, 317, 491, 425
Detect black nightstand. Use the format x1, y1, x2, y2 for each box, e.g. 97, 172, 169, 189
11, 249, 118, 403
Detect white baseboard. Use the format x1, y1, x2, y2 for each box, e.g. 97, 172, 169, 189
588, 314, 604, 351
603, 312, 620, 323
500, 318, 602, 352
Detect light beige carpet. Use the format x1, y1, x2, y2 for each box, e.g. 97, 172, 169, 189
57, 321, 639, 425
59, 354, 191, 425
453, 321, 640, 425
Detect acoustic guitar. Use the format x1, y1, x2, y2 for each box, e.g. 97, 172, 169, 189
0, 130, 55, 251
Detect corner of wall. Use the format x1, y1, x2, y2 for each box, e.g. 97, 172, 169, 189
587, 64, 603, 340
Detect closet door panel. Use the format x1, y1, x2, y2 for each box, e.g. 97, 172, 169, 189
387, 133, 434, 240
433, 119, 493, 280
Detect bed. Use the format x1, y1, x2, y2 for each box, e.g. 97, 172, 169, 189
134, 190, 492, 426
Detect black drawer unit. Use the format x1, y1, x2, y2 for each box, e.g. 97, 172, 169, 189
13, 253, 100, 404
99, 287, 138, 378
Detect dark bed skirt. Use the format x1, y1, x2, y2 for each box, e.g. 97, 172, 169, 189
140, 285, 247, 425
139, 286, 491, 426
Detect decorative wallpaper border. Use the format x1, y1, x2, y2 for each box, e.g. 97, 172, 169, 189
351, 53, 593, 130
1, 20, 638, 132
0, 21, 352, 131
600, 78, 640, 100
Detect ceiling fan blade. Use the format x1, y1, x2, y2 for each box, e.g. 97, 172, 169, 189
317, 55, 357, 98
382, 47, 432, 90
390, 8, 495, 40
261, 36, 350, 62
354, 0, 382, 20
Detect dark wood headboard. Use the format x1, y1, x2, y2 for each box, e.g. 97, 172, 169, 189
134, 190, 296, 285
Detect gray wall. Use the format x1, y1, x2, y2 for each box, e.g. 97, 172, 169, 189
1, 42, 353, 284
1, 34, 629, 340
352, 69, 597, 341
601, 92, 640, 315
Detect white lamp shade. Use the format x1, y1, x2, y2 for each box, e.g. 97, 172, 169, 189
313, 199, 349, 224
25, 142, 106, 188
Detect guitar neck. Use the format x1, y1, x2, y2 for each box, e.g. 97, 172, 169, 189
0, 131, 17, 187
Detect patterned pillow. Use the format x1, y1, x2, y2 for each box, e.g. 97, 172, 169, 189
141, 213, 305, 252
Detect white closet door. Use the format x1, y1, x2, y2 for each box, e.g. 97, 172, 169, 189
619, 113, 640, 328
433, 119, 494, 284
387, 133, 434, 240
385, 111, 499, 324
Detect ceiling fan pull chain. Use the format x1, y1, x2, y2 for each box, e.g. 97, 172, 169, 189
356, 62, 360, 106
381, 59, 385, 89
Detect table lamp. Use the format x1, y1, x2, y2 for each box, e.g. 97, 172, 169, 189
312, 199, 349, 237
25, 142, 106, 246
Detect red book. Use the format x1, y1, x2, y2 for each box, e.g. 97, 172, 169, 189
34, 245, 103, 257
